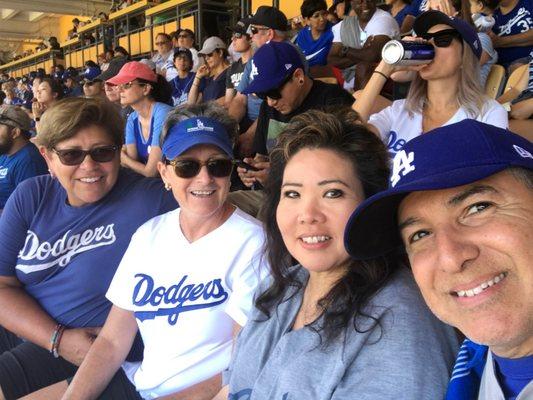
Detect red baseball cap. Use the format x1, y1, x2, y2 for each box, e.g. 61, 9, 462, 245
106, 61, 157, 85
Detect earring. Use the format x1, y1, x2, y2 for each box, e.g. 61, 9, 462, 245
299, 79, 304, 84
48, 169, 55, 179
164, 182, 171, 191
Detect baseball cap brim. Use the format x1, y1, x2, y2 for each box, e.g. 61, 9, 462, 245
345, 163, 515, 260
413, 10, 455, 36
242, 67, 296, 95
163, 132, 233, 160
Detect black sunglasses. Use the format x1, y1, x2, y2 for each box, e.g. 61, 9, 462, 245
255, 74, 293, 101
53, 145, 119, 166
232, 32, 247, 39
250, 26, 270, 35
420, 29, 462, 47
166, 157, 234, 178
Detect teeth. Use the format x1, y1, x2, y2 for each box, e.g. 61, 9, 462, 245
80, 177, 101, 183
191, 190, 214, 196
455, 273, 506, 298
301, 236, 331, 244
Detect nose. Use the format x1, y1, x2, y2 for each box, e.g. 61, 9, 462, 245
267, 97, 278, 107
78, 152, 100, 170
434, 226, 479, 274
194, 164, 214, 184
297, 196, 326, 225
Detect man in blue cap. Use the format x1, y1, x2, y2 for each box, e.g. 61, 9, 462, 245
345, 120, 533, 399
237, 40, 353, 192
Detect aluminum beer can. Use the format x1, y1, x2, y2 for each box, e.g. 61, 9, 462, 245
381, 40, 435, 66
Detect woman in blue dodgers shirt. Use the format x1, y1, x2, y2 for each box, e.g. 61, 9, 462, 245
224, 108, 459, 399
108, 61, 173, 178
64, 103, 268, 399
0, 97, 177, 399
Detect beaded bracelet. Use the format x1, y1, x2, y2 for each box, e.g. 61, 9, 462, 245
50, 324, 65, 358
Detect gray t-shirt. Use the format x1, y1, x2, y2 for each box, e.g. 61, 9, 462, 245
224, 266, 459, 400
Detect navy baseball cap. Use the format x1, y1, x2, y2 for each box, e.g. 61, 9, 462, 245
162, 117, 233, 160
249, 6, 288, 31
242, 41, 304, 95
414, 10, 482, 59
82, 66, 102, 83
344, 120, 533, 260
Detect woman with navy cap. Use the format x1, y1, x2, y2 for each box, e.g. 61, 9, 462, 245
64, 103, 268, 399
353, 10, 508, 157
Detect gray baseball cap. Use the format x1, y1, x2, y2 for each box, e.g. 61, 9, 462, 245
0, 105, 32, 132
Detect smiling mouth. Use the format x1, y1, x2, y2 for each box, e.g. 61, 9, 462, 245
452, 272, 507, 298
190, 190, 215, 197
300, 235, 331, 244
79, 176, 103, 183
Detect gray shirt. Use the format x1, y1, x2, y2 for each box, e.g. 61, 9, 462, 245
225, 266, 459, 400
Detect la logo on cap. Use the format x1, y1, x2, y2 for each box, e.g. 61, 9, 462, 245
391, 150, 416, 187
513, 145, 533, 159
187, 119, 214, 133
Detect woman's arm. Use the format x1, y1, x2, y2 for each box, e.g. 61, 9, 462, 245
188, 67, 209, 105
121, 144, 162, 177
0, 276, 99, 366
62, 306, 138, 400
352, 60, 394, 124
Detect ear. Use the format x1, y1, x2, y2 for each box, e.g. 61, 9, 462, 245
11, 127, 22, 140
293, 68, 305, 82
157, 161, 170, 183
39, 146, 54, 170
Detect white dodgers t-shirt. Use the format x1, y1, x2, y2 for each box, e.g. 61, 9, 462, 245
368, 98, 509, 156
107, 207, 268, 399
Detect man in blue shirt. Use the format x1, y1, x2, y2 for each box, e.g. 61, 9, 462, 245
0, 105, 47, 212
345, 120, 533, 399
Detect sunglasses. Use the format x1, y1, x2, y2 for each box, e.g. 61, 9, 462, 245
203, 52, 215, 58
420, 29, 462, 47
255, 74, 293, 101
250, 26, 270, 35
53, 145, 119, 166
119, 81, 147, 90
166, 157, 234, 178
155, 41, 170, 46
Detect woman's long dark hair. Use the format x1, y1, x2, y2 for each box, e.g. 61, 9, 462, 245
138, 75, 173, 106
256, 107, 396, 346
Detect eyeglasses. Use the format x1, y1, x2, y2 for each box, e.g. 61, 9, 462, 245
250, 26, 270, 35
52, 145, 119, 166
118, 81, 147, 90
255, 74, 293, 101
155, 41, 170, 46
420, 29, 462, 47
165, 157, 234, 178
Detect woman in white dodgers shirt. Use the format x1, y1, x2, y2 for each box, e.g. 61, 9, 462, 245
64, 103, 268, 400
353, 10, 508, 157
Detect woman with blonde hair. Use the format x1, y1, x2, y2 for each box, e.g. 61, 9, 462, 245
353, 10, 507, 156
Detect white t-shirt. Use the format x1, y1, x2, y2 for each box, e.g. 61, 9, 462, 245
368, 98, 509, 156
107, 207, 268, 399
332, 9, 400, 46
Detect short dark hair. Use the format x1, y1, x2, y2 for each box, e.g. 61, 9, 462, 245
156, 32, 172, 42
40, 77, 64, 100
301, 0, 328, 18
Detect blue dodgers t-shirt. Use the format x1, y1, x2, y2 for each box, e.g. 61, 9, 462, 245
493, 0, 533, 66
0, 142, 47, 209
493, 354, 533, 400
0, 168, 177, 327
295, 23, 334, 67
125, 102, 174, 164
170, 72, 196, 107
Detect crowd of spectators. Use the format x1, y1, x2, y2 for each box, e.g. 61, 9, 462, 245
0, 0, 531, 398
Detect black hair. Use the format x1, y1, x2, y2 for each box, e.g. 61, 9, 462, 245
40, 77, 64, 100
84, 60, 99, 68
257, 107, 396, 346
137, 75, 172, 105
301, 0, 328, 18
113, 46, 130, 58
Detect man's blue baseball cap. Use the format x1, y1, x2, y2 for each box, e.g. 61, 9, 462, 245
82, 66, 102, 82
414, 10, 482, 59
344, 120, 533, 260
162, 117, 233, 160
242, 41, 304, 96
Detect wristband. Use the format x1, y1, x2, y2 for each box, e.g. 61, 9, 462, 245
373, 70, 389, 80
50, 324, 65, 358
